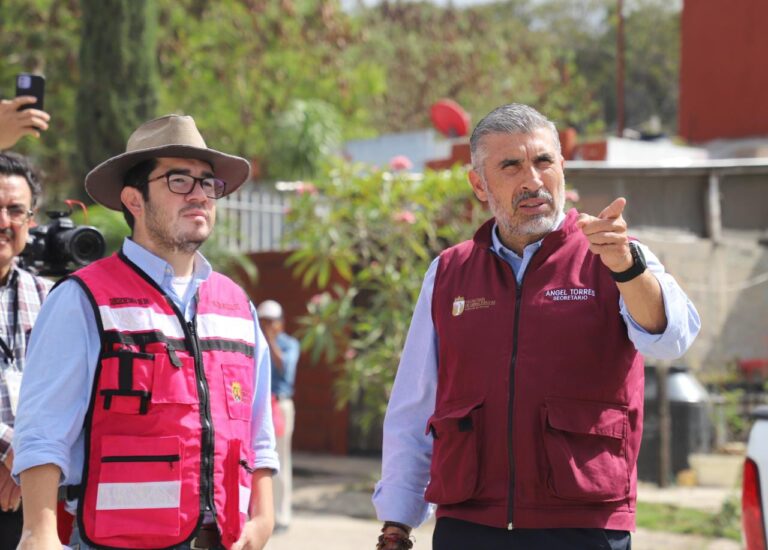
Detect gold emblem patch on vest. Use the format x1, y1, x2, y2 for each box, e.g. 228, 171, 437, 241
231, 381, 243, 402
452, 296, 465, 316
453, 296, 496, 316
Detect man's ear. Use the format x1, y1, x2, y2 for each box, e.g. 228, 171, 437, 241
468, 169, 488, 202
120, 186, 144, 219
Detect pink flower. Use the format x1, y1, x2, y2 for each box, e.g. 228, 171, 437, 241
393, 210, 416, 224
309, 293, 324, 305
344, 349, 358, 360
389, 155, 413, 171
565, 189, 580, 203
295, 181, 318, 195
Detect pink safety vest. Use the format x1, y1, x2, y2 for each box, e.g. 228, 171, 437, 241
71, 253, 257, 549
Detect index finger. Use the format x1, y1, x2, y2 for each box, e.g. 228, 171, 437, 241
11, 95, 39, 107
598, 197, 627, 220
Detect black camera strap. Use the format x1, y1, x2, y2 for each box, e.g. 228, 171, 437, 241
0, 274, 20, 366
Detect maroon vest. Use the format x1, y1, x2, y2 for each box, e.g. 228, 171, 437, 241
428, 209, 644, 530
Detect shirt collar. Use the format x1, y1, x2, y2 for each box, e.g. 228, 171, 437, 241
121, 238, 212, 288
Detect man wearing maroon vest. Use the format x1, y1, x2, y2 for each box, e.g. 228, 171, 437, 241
373, 104, 700, 550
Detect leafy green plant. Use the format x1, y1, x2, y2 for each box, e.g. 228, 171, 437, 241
284, 159, 486, 433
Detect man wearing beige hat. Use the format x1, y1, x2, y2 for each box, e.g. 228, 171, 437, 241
12, 115, 278, 550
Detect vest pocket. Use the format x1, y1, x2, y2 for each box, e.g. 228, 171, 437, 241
424, 399, 484, 505
541, 397, 630, 502
93, 435, 183, 538
221, 363, 253, 421
222, 439, 252, 545
151, 350, 197, 405
98, 349, 155, 414
99, 347, 198, 412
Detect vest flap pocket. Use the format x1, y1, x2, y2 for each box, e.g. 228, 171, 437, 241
221, 363, 253, 421
93, 435, 183, 539
545, 397, 626, 439
151, 349, 197, 405
542, 397, 629, 502
424, 398, 483, 505
98, 348, 154, 414
425, 399, 484, 437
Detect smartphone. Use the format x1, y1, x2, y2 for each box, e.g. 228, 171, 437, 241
15, 73, 45, 111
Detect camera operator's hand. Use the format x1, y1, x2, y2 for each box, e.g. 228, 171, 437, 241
0, 96, 50, 149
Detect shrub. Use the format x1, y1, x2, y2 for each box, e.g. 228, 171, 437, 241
284, 159, 485, 433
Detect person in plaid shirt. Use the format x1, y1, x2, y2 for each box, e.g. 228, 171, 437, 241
0, 152, 52, 547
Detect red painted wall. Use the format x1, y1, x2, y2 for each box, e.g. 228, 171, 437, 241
245, 251, 349, 455
679, 0, 768, 142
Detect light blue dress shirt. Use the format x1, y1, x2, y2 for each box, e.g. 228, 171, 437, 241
270, 333, 300, 399
372, 218, 702, 528
12, 238, 279, 485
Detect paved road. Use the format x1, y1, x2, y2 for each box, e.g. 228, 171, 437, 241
264, 514, 740, 550
263, 453, 741, 550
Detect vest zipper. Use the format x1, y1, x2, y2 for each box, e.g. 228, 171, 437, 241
507, 278, 525, 530
186, 319, 217, 517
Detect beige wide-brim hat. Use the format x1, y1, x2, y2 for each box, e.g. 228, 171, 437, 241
85, 114, 251, 211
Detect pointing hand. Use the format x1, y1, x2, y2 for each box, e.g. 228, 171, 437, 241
575, 197, 633, 273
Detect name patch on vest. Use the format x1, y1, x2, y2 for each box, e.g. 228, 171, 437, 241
452, 295, 496, 316
544, 287, 596, 301
109, 297, 151, 306
211, 300, 242, 311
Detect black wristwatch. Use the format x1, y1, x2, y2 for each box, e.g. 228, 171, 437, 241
610, 241, 647, 283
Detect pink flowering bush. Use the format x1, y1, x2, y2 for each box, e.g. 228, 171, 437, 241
392, 209, 417, 224
388, 155, 413, 171
285, 160, 485, 432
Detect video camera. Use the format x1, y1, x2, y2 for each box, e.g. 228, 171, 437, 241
20, 210, 106, 276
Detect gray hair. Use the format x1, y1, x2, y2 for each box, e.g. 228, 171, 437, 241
470, 104, 561, 174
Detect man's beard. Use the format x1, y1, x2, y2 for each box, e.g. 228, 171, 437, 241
490, 184, 564, 240
144, 199, 210, 255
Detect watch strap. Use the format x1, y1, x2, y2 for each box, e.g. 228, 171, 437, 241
610, 242, 646, 283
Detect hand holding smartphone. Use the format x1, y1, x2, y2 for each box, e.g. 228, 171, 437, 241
15, 73, 45, 110
0, 74, 50, 149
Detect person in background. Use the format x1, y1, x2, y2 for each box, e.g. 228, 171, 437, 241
0, 97, 50, 150
0, 152, 52, 548
373, 103, 700, 550
13, 114, 278, 550
257, 300, 299, 534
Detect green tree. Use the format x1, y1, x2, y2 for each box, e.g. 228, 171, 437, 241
0, 0, 81, 196
352, 1, 602, 135
155, 0, 384, 175
530, 0, 681, 135
267, 99, 343, 181
75, 0, 159, 192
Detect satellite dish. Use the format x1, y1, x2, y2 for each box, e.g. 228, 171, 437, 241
430, 99, 470, 138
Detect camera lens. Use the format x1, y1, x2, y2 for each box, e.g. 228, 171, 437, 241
68, 227, 106, 265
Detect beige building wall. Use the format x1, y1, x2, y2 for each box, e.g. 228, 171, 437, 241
566, 161, 768, 376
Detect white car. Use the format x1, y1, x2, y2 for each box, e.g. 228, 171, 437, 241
744, 405, 768, 549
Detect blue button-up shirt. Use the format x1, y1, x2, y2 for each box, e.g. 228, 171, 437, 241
270, 333, 300, 399
372, 218, 701, 527
12, 238, 279, 484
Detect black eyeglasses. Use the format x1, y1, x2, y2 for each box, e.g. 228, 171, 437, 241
147, 172, 227, 199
